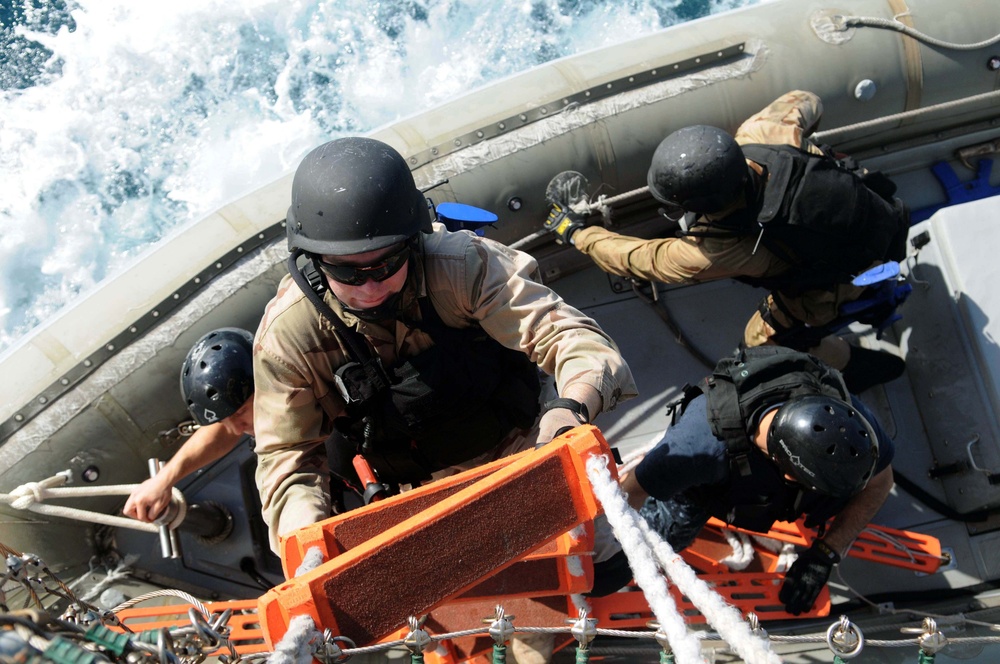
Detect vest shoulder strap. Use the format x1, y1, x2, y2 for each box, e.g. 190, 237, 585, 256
704, 346, 850, 474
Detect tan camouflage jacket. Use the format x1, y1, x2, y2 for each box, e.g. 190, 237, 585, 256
253, 223, 637, 551
573, 90, 824, 284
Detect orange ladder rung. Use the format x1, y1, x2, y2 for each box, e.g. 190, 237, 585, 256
706, 517, 944, 573
111, 599, 264, 655
589, 573, 830, 628
280, 458, 508, 577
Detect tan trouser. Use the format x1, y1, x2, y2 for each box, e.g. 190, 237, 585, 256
510, 632, 556, 664
743, 279, 869, 370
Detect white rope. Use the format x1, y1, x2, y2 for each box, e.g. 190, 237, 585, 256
570, 593, 591, 616
4, 471, 72, 508
72, 554, 140, 602
294, 546, 325, 577
636, 516, 781, 664
0, 496, 160, 533
775, 544, 798, 573
0, 476, 188, 533
719, 530, 754, 571
747, 535, 797, 573
585, 455, 705, 663
587, 454, 783, 664
617, 430, 664, 477
268, 614, 323, 664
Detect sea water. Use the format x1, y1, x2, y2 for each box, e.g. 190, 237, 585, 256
0, 0, 756, 354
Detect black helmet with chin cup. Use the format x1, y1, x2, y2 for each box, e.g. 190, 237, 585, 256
180, 328, 255, 427
286, 137, 432, 257
646, 125, 748, 214
766, 395, 879, 498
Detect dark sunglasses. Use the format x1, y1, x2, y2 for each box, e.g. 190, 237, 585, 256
318, 245, 410, 286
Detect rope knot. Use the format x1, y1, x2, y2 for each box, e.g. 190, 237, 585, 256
11, 482, 46, 509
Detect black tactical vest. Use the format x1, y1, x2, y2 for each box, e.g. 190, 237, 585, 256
674, 346, 852, 532
333, 297, 542, 485
734, 143, 909, 292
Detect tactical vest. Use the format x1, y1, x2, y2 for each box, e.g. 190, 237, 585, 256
291, 253, 541, 487
674, 346, 852, 532
732, 143, 909, 292
332, 297, 542, 485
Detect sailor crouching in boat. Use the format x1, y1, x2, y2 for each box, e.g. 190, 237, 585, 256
123, 328, 255, 523
251, 138, 638, 630
621, 345, 895, 615
543, 90, 910, 394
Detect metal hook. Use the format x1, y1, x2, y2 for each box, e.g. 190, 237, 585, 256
826, 615, 865, 659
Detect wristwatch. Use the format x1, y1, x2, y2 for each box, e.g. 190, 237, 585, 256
811, 539, 842, 565
543, 397, 590, 424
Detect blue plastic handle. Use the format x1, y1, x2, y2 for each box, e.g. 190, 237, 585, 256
436, 203, 498, 226
852, 261, 901, 287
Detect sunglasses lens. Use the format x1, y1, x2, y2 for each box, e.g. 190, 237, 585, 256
322, 247, 409, 285
324, 265, 367, 285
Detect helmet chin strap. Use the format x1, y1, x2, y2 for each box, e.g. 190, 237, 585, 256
344, 289, 405, 322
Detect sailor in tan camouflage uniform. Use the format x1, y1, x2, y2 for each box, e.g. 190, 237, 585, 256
253, 138, 637, 611
543, 90, 909, 394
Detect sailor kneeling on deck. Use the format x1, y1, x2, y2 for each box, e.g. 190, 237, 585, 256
252, 138, 638, 617
621, 345, 895, 615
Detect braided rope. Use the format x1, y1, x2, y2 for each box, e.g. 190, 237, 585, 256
1, 475, 188, 533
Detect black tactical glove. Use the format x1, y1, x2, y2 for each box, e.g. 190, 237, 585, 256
779, 539, 840, 615
543, 203, 594, 245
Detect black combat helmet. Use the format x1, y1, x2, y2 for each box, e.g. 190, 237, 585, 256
647, 125, 748, 214
286, 137, 432, 257
767, 395, 879, 498
180, 328, 255, 427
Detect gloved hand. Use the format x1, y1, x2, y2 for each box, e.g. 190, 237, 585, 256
543, 203, 594, 245
535, 398, 590, 448
779, 539, 840, 615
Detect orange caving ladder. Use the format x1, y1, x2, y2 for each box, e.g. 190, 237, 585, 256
110, 425, 946, 662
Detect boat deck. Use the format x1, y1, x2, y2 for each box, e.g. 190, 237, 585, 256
543, 196, 1000, 661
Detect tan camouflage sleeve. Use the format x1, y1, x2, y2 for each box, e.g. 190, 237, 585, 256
735, 90, 824, 151
572, 226, 787, 284
436, 236, 637, 414
252, 285, 337, 553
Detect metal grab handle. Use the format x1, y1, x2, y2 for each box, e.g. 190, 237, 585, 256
962, 435, 1000, 484
964, 434, 988, 473
148, 458, 182, 559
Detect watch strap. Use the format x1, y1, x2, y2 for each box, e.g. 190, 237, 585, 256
543, 397, 590, 424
